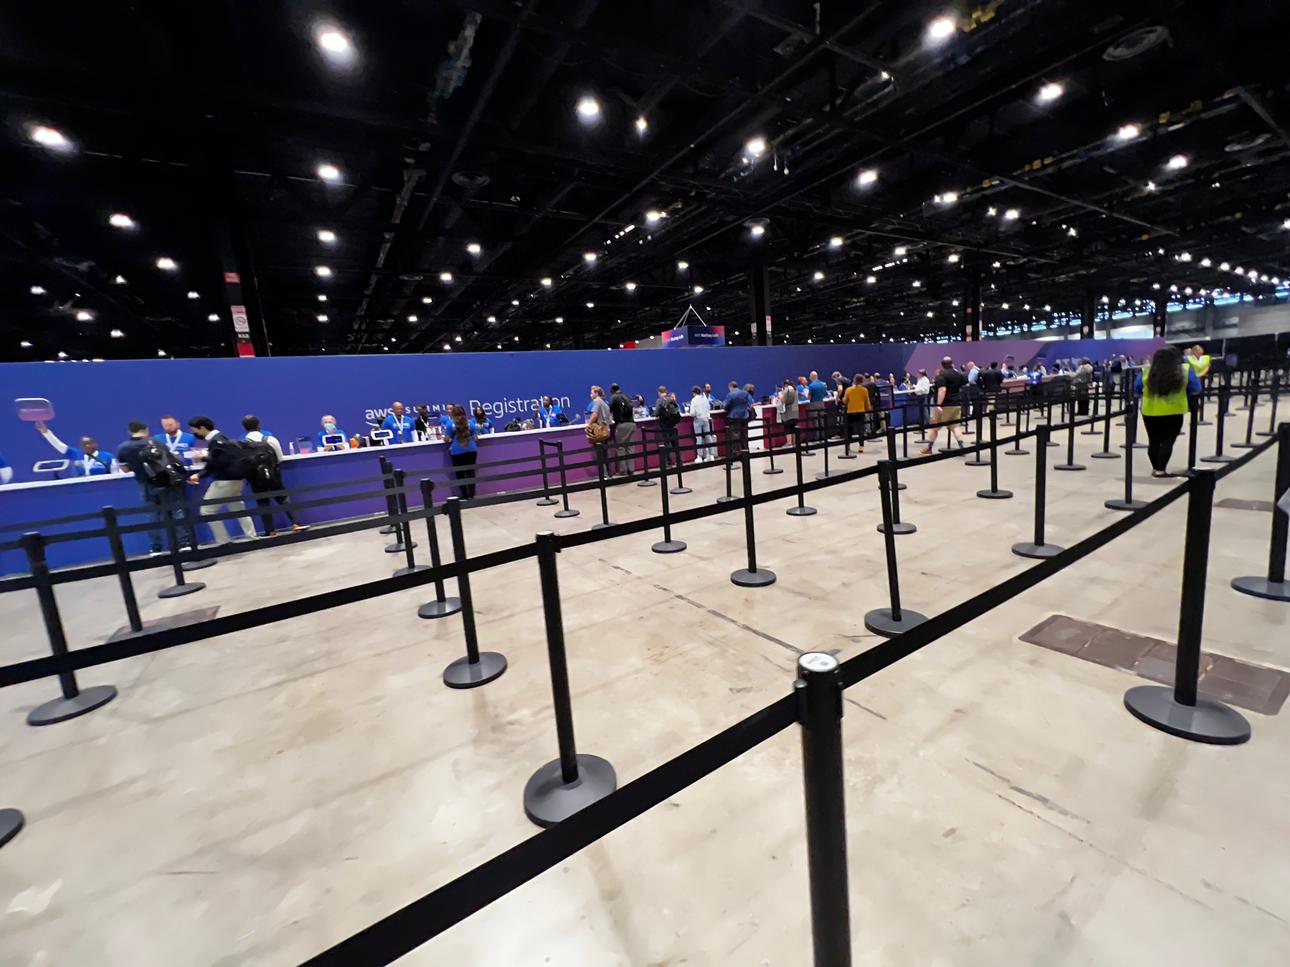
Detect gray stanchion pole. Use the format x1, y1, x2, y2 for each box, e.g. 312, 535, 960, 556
1125, 471, 1251, 744
1181, 401, 1201, 476
875, 445, 915, 535
553, 441, 582, 516
1105, 401, 1147, 511
524, 531, 617, 827
102, 506, 143, 636
592, 444, 614, 529
1257, 373, 1279, 437
652, 446, 687, 553
391, 470, 426, 576
977, 411, 1013, 499
158, 499, 207, 598
0, 808, 22, 849
787, 425, 817, 517
731, 452, 776, 587
378, 456, 399, 535
764, 417, 785, 474
795, 652, 853, 967
1012, 426, 1065, 558
440, 497, 507, 688
1202, 385, 1235, 463
1231, 422, 1290, 601
536, 443, 558, 506
1054, 413, 1086, 471
417, 479, 461, 619
21, 532, 118, 725
865, 461, 927, 636
1082, 386, 1101, 434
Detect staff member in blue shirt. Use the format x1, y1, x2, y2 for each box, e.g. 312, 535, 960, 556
0, 450, 11, 484
534, 395, 563, 427
380, 401, 415, 444
445, 404, 480, 498
315, 414, 349, 451
155, 414, 196, 462
723, 380, 753, 453
471, 405, 495, 434
33, 421, 119, 475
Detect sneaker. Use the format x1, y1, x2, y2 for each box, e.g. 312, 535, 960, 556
148, 549, 166, 558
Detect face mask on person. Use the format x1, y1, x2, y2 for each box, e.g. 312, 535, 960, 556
323, 422, 337, 433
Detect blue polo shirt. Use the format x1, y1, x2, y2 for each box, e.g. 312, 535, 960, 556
724, 388, 752, 420
807, 379, 827, 403
381, 413, 415, 444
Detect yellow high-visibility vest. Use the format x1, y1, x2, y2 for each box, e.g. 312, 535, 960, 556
1141, 363, 1191, 416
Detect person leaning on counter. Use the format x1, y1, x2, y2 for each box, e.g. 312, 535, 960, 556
380, 401, 416, 444
155, 414, 196, 460
315, 414, 350, 451
33, 421, 119, 475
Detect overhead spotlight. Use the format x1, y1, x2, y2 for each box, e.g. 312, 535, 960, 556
156, 349, 166, 357
156, 257, 178, 271
1169, 284, 1178, 292
926, 311, 934, 318
1101, 295, 1110, 303
893, 245, 907, 256
693, 285, 704, 294
75, 309, 93, 321
645, 209, 664, 225
421, 295, 433, 304
1220, 261, 1231, 271
108, 212, 135, 230
112, 275, 127, 285
1199, 257, 1211, 267
1151, 283, 1161, 290
912, 280, 922, 288
583, 251, 598, 264
1282, 219, 1290, 230
1235, 266, 1245, 275
207, 313, 220, 322
109, 329, 124, 339
439, 271, 453, 283
1067, 226, 1078, 237
947, 253, 960, 264
828, 235, 844, 249
926, 15, 956, 44
455, 335, 463, 343
934, 191, 959, 205
749, 223, 766, 238
20, 340, 33, 348
314, 24, 355, 64
575, 95, 601, 123
486, 315, 497, 323
865, 275, 877, 284
186, 290, 200, 300
624, 282, 637, 292
1115, 123, 1141, 142
1178, 251, 1192, 262
1166, 154, 1189, 170
407, 314, 418, 323
1145, 180, 1157, 192
29, 124, 72, 152
1043, 304, 1051, 311
466, 241, 482, 256
555, 316, 564, 323
317, 294, 328, 302
856, 168, 878, 187
812, 271, 824, 281
540, 276, 553, 287
1037, 81, 1064, 103
58, 351, 68, 359
1001, 302, 1010, 309
1003, 208, 1020, 221
585, 301, 595, 308
991, 260, 1002, 268
635, 116, 648, 135
443, 343, 451, 351
315, 265, 332, 278
745, 136, 767, 157
317, 229, 337, 244
510, 298, 520, 306
316, 162, 342, 183
676, 259, 689, 271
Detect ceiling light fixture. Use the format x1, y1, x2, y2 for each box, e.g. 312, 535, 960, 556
207, 313, 220, 322
511, 298, 520, 306
676, 260, 689, 271
156, 257, 178, 271
934, 191, 959, 205
583, 251, 598, 263
576, 95, 601, 120
926, 15, 956, 44
1166, 154, 1189, 170
317, 229, 337, 243
540, 276, 552, 287
315, 265, 332, 278
866, 275, 877, 284
635, 116, 648, 135
315, 24, 355, 62
109, 329, 124, 339
1115, 123, 1140, 142
812, 271, 824, 281
30, 284, 46, 295
466, 242, 482, 256
20, 340, 33, 348
1003, 208, 1020, 221
486, 315, 496, 323
75, 310, 93, 321
828, 235, 843, 249
1220, 261, 1231, 271
947, 253, 960, 263
112, 275, 127, 285
745, 136, 767, 157
856, 168, 878, 187
893, 245, 907, 256
108, 212, 135, 230
585, 301, 595, 308
439, 271, 453, 283
186, 290, 199, 300
317, 294, 328, 302
316, 162, 341, 183
407, 314, 418, 322
1037, 81, 1064, 103
29, 125, 72, 152
693, 285, 704, 294
749, 223, 765, 238
645, 209, 663, 224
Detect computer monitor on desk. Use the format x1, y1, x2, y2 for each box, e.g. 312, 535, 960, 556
32, 459, 71, 480
369, 429, 393, 446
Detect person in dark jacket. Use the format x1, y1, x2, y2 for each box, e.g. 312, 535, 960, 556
723, 381, 753, 453
117, 420, 194, 554
608, 383, 637, 475
187, 415, 258, 543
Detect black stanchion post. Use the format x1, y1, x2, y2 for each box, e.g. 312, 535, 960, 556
787, 425, 817, 517
524, 531, 617, 827
964, 405, 989, 466
636, 431, 658, 488
1105, 401, 1147, 511
1258, 373, 1280, 437
717, 424, 738, 504
553, 440, 582, 516
1005, 394, 1029, 456
536, 443, 558, 506
652, 446, 686, 554
1182, 401, 1200, 476
1202, 385, 1235, 463
794, 652, 853, 967
417, 479, 461, 619
1092, 400, 1119, 459
440, 497, 507, 688
378, 456, 398, 535
1054, 412, 1086, 471
670, 435, 692, 494
390, 470, 426, 576
885, 426, 907, 491
592, 444, 613, 530
814, 421, 837, 480
0, 808, 22, 849
1044, 396, 1060, 446
865, 462, 928, 636
731, 452, 776, 587
1012, 426, 1065, 558
102, 506, 143, 635
158, 501, 207, 598
1125, 471, 1251, 744
876, 442, 915, 535
764, 418, 785, 474
1231, 422, 1290, 601
977, 411, 1013, 499
1232, 378, 1260, 449
1082, 386, 1101, 435
20, 532, 118, 725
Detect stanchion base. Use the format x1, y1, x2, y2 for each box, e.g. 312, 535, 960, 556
651, 538, 687, 554
591, 522, 616, 530
1120, 443, 1149, 450
379, 524, 397, 535
418, 597, 463, 619
1124, 685, 1250, 745
385, 542, 409, 554
814, 470, 846, 480
964, 457, 990, 467
1053, 463, 1087, 471
181, 557, 217, 571
894, 482, 907, 491
976, 488, 1014, 499
876, 522, 917, 535
1230, 442, 1257, 450
523, 754, 618, 829
1045, 441, 1061, 448
1200, 454, 1236, 463
553, 508, 581, 518
535, 497, 559, 506
669, 486, 692, 495
762, 467, 785, 475
731, 567, 777, 588
393, 563, 431, 577
1256, 430, 1274, 437
716, 495, 739, 504
1198, 419, 1214, 426
1104, 498, 1148, 511
637, 479, 658, 488
443, 652, 507, 689
1011, 541, 1064, 559
0, 808, 22, 848
1230, 575, 1290, 602
1004, 448, 1029, 456
1091, 452, 1120, 459
863, 607, 929, 638
1080, 429, 1100, 436
158, 581, 205, 599
27, 684, 118, 727
786, 505, 817, 517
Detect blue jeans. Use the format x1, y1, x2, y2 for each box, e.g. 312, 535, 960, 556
141, 482, 193, 552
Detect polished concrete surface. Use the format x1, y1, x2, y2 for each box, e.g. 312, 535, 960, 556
1, 412, 1287, 965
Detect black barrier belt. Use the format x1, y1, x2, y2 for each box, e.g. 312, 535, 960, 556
299, 692, 798, 966
0, 537, 538, 688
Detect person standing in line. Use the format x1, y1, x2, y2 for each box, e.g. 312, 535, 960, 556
33, 422, 119, 476
1072, 357, 1094, 415
155, 414, 196, 463
608, 382, 637, 476
919, 357, 968, 454
702, 383, 716, 407
979, 361, 1004, 411
186, 416, 259, 543
873, 371, 892, 433
381, 401, 416, 445
242, 415, 306, 537
842, 373, 871, 453
914, 368, 931, 428
805, 370, 828, 441
723, 380, 753, 453
963, 360, 981, 419
1186, 343, 1211, 418
444, 404, 480, 498
116, 420, 193, 555
1135, 346, 1201, 477
652, 385, 683, 468
778, 378, 800, 449
689, 385, 715, 462
831, 370, 853, 441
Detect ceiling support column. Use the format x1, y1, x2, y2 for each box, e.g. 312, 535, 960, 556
963, 273, 981, 341
748, 261, 772, 346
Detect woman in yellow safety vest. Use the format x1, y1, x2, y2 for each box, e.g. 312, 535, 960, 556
1134, 345, 1202, 477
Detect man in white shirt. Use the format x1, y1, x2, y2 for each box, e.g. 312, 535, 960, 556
689, 385, 715, 462
241, 415, 304, 537
914, 368, 932, 430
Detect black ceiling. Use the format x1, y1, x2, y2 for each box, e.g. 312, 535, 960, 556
2, 0, 1289, 361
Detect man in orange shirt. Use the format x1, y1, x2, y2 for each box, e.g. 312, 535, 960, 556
841, 372, 872, 453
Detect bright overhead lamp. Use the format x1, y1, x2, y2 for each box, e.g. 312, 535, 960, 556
439, 271, 453, 283
625, 281, 637, 291
676, 259, 689, 270
108, 212, 135, 230
583, 251, 598, 263
156, 257, 178, 271
1145, 180, 1157, 192
405, 314, 418, 323
317, 314, 329, 322
186, 290, 199, 299
1166, 154, 1189, 170
1199, 257, 1211, 267
1219, 261, 1231, 271
585, 301, 595, 308
1037, 82, 1064, 103
1115, 123, 1140, 142
1067, 226, 1078, 237
812, 271, 824, 281
20, 340, 33, 348
317, 294, 328, 302
317, 229, 337, 244
58, 351, 68, 359
1235, 266, 1245, 275
466, 241, 482, 256
207, 313, 220, 322
1178, 251, 1192, 262
29, 124, 72, 152
693, 285, 704, 294
934, 191, 959, 205
912, 280, 922, 288
1003, 208, 1020, 221
316, 162, 341, 182
30, 284, 46, 295
75, 309, 93, 321
540, 276, 553, 287
554, 316, 564, 323
635, 116, 648, 135
749, 223, 765, 238
109, 329, 124, 339
828, 235, 843, 249
865, 275, 877, 284
645, 209, 663, 224
511, 298, 520, 306
745, 136, 767, 157
926, 15, 956, 44
576, 95, 601, 120
112, 275, 127, 285
315, 24, 355, 64
856, 168, 878, 187
1282, 219, 1290, 230
947, 253, 960, 263
893, 245, 907, 256
486, 315, 497, 323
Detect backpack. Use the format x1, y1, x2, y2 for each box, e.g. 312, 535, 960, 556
139, 438, 186, 488
657, 397, 681, 427
240, 438, 280, 486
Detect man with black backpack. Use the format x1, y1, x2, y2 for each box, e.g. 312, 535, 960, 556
242, 415, 306, 537
117, 420, 195, 556
186, 416, 259, 544
607, 382, 637, 476
652, 385, 682, 469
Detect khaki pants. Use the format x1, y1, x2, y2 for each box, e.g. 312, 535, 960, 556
200, 478, 258, 543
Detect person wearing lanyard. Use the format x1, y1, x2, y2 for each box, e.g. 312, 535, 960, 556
314, 414, 349, 451
471, 405, 494, 435
33, 421, 118, 476
534, 395, 563, 428
154, 414, 196, 463
446, 404, 480, 498
380, 401, 415, 444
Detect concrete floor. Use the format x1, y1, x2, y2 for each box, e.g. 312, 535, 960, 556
0, 411, 1287, 966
